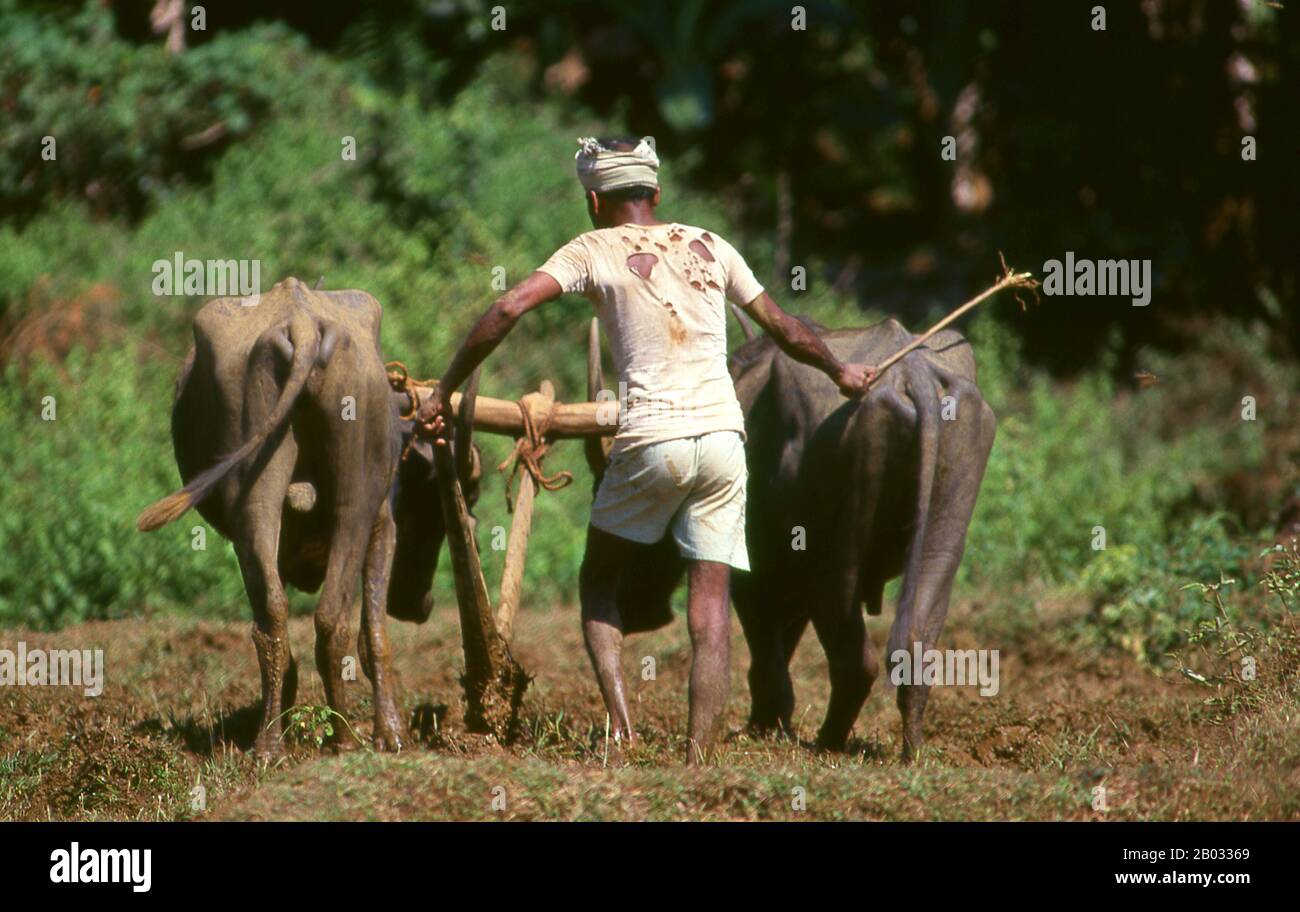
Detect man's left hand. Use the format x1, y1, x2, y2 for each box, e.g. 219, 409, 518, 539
835, 362, 879, 398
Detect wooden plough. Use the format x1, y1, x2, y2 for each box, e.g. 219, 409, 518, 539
389, 331, 614, 740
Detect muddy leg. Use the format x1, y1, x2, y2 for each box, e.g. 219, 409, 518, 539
314, 536, 365, 750
895, 568, 960, 763
897, 680, 931, 764
359, 499, 408, 751
892, 541, 970, 761
685, 560, 731, 765
579, 525, 635, 747
236, 526, 295, 762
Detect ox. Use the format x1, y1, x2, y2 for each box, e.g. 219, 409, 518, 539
586, 317, 996, 761
137, 277, 475, 759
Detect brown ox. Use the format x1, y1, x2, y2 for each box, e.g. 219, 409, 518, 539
137, 277, 476, 758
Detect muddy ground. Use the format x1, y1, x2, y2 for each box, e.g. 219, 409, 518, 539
1, 596, 1297, 821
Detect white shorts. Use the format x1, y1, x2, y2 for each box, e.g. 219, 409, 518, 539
590, 431, 749, 571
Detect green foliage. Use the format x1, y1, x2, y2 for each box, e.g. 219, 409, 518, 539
1074, 515, 1250, 664
0, 0, 327, 222
0, 348, 246, 627
276, 705, 362, 750
962, 315, 1265, 593
957, 313, 1294, 662
1169, 547, 1300, 720
1260, 539, 1300, 612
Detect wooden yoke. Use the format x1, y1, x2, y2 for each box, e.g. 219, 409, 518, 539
410, 385, 615, 438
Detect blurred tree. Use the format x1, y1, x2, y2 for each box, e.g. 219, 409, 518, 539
3, 0, 1295, 366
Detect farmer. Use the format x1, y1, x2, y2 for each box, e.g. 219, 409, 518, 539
418, 136, 876, 763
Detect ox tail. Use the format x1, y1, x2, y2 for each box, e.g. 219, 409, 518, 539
887, 355, 940, 664
136, 315, 322, 532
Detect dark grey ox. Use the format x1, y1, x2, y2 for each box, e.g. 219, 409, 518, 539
586, 317, 995, 761
137, 277, 476, 759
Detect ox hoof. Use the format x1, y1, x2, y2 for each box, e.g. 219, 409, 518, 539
814, 731, 851, 754
251, 734, 285, 764
372, 728, 409, 753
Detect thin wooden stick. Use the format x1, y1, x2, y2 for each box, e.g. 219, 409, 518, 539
867, 256, 1038, 388
495, 380, 554, 642
433, 437, 527, 736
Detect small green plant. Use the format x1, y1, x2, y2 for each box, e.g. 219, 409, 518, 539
274, 705, 363, 750
1260, 538, 1300, 613
1071, 514, 1249, 664
1169, 547, 1299, 720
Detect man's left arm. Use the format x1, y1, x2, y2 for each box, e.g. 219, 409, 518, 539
740, 291, 878, 397
717, 237, 875, 397
417, 271, 563, 439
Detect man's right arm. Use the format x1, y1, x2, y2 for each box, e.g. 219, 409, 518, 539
740, 291, 876, 397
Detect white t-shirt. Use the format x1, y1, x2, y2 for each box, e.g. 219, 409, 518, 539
538, 222, 765, 454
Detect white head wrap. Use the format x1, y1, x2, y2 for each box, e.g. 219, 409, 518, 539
574, 136, 660, 193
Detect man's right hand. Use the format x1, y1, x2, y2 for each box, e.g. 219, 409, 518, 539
415, 387, 452, 446
835, 362, 878, 398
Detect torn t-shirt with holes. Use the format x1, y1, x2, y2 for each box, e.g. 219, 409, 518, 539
537, 223, 765, 455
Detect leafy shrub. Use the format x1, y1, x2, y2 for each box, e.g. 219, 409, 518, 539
0, 347, 247, 628
1075, 514, 1250, 663
962, 315, 1267, 593
1169, 541, 1300, 720
0, 1, 330, 224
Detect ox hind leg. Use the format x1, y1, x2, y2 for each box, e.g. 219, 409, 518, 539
312, 519, 367, 751
893, 556, 963, 764
734, 580, 805, 737
812, 576, 879, 751
891, 386, 993, 764
234, 365, 300, 761
236, 532, 298, 760
235, 480, 299, 761
357, 498, 408, 751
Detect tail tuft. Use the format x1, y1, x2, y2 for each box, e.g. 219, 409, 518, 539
136, 490, 196, 532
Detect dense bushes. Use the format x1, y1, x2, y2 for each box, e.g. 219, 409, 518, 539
0, 1, 1292, 664
963, 316, 1293, 663
0, 347, 247, 627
